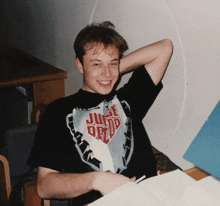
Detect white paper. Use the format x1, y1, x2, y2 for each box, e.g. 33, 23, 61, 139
89, 169, 195, 206
89, 182, 163, 206
179, 176, 220, 206
138, 169, 196, 205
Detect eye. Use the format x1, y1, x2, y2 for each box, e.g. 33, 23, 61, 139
94, 63, 100, 67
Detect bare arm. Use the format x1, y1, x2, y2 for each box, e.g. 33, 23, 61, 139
120, 39, 173, 85
37, 167, 135, 199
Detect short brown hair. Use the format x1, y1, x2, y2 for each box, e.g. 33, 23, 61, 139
74, 21, 128, 64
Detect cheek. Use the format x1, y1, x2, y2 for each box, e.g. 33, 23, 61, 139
84, 68, 99, 78
113, 68, 120, 77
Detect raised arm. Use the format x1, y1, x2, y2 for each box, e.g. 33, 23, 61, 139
37, 167, 135, 199
120, 39, 173, 85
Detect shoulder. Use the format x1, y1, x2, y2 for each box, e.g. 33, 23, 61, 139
44, 91, 81, 113
36, 93, 82, 137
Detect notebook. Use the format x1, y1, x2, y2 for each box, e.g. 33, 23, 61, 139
183, 100, 220, 179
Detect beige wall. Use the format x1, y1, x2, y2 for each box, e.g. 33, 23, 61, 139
3, 0, 220, 170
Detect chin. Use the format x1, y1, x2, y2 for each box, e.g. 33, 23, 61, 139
98, 91, 112, 95
97, 88, 113, 95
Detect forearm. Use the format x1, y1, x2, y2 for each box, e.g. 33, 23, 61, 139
37, 170, 99, 199
120, 39, 173, 84
37, 167, 135, 199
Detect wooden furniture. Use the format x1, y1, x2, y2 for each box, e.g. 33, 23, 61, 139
184, 167, 210, 181
158, 167, 210, 180
0, 108, 51, 206
0, 154, 49, 206
0, 47, 68, 121
0, 154, 11, 206
0, 47, 68, 148
0, 47, 67, 206
23, 185, 43, 206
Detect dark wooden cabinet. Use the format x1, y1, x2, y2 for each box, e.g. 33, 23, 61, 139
0, 47, 68, 147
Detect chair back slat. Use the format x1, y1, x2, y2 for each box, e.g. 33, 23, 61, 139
0, 154, 11, 205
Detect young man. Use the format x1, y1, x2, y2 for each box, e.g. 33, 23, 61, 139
28, 21, 173, 205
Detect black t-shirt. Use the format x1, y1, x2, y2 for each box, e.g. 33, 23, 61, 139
28, 66, 163, 205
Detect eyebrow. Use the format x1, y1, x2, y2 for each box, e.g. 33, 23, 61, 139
111, 58, 119, 62
90, 59, 101, 62
90, 58, 119, 62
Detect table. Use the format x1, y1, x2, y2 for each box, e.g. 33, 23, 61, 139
184, 167, 210, 180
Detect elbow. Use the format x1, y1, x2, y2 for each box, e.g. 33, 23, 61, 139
37, 181, 48, 199
37, 176, 54, 199
37, 167, 60, 199
162, 39, 173, 55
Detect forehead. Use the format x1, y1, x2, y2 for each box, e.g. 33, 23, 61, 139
84, 43, 119, 58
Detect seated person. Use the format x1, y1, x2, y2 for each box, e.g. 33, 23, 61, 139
28, 21, 173, 205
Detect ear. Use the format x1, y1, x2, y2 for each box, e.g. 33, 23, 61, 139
75, 58, 83, 74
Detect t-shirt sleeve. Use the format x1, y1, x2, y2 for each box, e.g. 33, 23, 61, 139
27, 99, 75, 172
117, 65, 163, 120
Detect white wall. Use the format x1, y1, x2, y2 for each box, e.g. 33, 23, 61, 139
3, 0, 220, 170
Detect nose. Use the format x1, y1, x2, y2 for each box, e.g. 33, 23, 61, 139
102, 65, 111, 77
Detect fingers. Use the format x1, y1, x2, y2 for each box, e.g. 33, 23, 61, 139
130, 176, 136, 181
96, 172, 135, 195
157, 170, 169, 175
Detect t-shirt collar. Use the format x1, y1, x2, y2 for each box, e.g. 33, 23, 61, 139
78, 89, 116, 102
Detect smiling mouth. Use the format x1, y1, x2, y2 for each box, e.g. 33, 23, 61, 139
98, 80, 112, 87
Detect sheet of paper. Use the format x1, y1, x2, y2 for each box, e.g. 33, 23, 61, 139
89, 169, 196, 206
183, 100, 220, 179
89, 181, 163, 206
138, 169, 196, 205
179, 176, 220, 206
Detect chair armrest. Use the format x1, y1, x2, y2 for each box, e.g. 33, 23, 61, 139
31, 104, 47, 123
0, 154, 11, 204
23, 185, 42, 206
23, 184, 50, 206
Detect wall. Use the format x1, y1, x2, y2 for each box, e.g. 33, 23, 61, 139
2, 0, 220, 170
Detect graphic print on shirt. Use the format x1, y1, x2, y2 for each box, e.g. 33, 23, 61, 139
86, 104, 121, 144
66, 95, 134, 173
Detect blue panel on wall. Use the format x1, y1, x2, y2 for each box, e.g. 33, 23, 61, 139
183, 101, 220, 179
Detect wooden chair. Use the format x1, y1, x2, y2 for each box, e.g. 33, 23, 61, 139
0, 154, 47, 206
0, 105, 182, 206
0, 104, 68, 206
0, 123, 69, 206
0, 154, 11, 206
0, 123, 44, 206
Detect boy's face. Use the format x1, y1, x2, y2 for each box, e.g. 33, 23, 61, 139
76, 44, 120, 95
